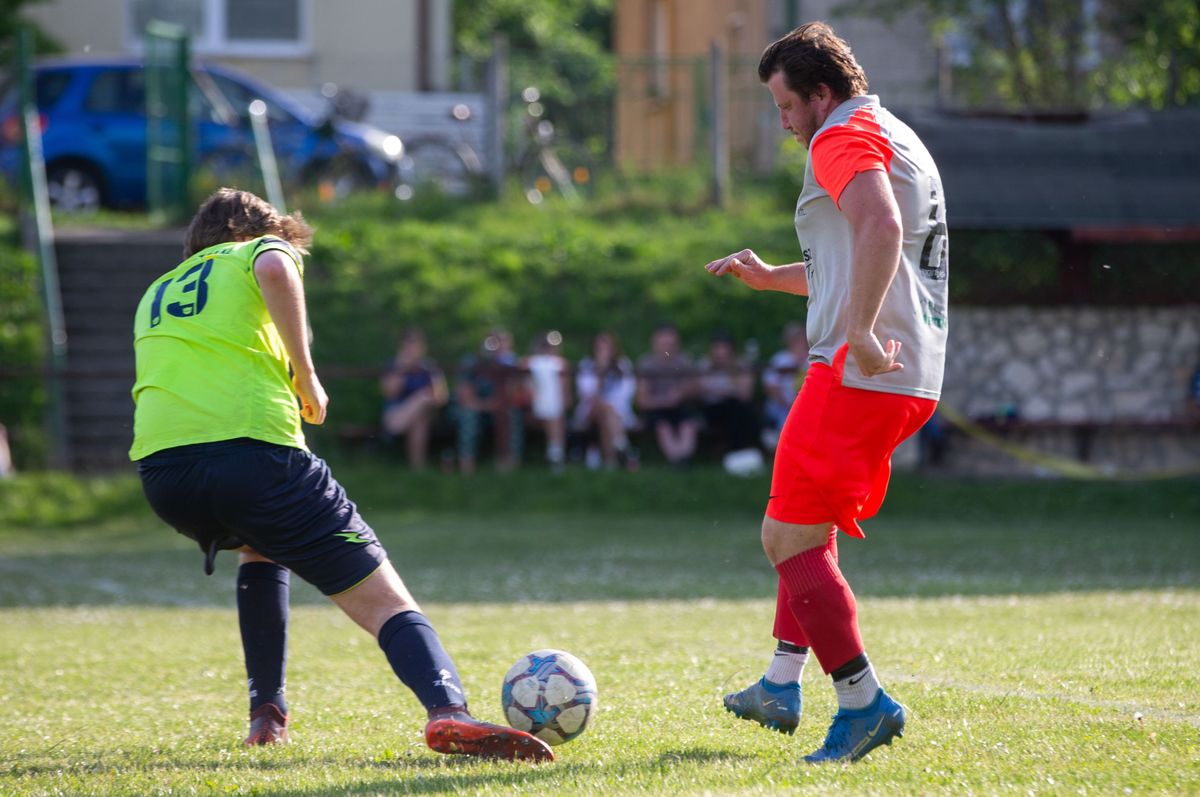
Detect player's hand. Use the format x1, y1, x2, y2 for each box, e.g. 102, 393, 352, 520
293, 370, 329, 425
849, 333, 904, 378
705, 249, 774, 291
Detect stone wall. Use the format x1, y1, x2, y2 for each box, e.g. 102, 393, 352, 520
924, 306, 1200, 477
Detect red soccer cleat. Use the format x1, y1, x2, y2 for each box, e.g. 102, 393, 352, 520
244, 703, 289, 746
424, 708, 554, 763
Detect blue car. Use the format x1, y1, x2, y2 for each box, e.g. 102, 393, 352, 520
0, 56, 403, 210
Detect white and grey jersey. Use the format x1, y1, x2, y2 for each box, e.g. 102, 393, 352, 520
796, 95, 949, 399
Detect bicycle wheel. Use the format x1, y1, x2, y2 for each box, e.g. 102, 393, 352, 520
397, 139, 483, 200
520, 141, 596, 204
195, 144, 264, 196
306, 152, 378, 201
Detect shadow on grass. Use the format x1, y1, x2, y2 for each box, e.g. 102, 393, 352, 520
6, 745, 763, 795
654, 747, 753, 766
1, 473, 1197, 608
5, 748, 624, 796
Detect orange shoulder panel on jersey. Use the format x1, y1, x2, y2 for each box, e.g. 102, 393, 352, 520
810, 107, 895, 208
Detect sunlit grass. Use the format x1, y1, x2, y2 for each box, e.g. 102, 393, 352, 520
0, 471, 1197, 794
2, 596, 1197, 796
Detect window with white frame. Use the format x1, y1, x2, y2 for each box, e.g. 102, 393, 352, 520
127, 0, 311, 57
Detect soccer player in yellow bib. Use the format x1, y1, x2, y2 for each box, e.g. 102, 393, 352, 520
131, 188, 553, 762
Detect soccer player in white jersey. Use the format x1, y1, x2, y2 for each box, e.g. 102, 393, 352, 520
705, 21, 949, 763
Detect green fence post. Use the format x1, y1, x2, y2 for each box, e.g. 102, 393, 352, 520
175, 31, 191, 215
16, 27, 70, 469
145, 21, 191, 222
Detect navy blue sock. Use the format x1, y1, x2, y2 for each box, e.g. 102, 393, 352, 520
377, 611, 467, 713
237, 562, 290, 714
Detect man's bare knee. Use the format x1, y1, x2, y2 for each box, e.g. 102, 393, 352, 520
238, 547, 275, 565
760, 515, 833, 566
330, 560, 420, 637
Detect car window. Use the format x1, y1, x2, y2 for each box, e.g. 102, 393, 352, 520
207, 73, 299, 127
85, 69, 146, 115
36, 71, 74, 109
188, 78, 224, 125
0, 70, 73, 111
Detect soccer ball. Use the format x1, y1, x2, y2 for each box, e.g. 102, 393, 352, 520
500, 649, 597, 745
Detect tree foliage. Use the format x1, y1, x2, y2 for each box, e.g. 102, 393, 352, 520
453, 0, 615, 147
0, 233, 47, 467
839, 0, 1200, 109
0, 0, 62, 66
1092, 0, 1200, 109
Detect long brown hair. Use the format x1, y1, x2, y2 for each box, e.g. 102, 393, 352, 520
758, 21, 869, 101
182, 188, 314, 258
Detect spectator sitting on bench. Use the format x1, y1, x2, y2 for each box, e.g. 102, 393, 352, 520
380, 328, 448, 469
572, 331, 639, 471
452, 328, 524, 474
637, 322, 700, 468
696, 331, 762, 465
760, 321, 810, 450
523, 330, 572, 472
1190, 356, 1200, 421
0, 423, 13, 478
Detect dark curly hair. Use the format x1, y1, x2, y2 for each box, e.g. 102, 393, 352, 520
183, 188, 313, 258
758, 21, 869, 101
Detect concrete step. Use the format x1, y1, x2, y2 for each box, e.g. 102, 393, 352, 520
51, 229, 185, 471
61, 307, 147, 332
58, 335, 135, 361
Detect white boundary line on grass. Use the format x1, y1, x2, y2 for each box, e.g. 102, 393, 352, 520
885, 671, 1200, 728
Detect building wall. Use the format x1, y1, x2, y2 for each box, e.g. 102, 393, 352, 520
944, 306, 1200, 424
23, 0, 451, 92
221, 0, 419, 90
23, 0, 126, 56
615, 0, 768, 170
767, 0, 940, 110
932, 305, 1200, 477
614, 0, 940, 171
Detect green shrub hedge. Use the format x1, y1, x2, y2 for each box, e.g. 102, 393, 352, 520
2, 177, 1195, 464
301, 191, 810, 432
0, 227, 47, 467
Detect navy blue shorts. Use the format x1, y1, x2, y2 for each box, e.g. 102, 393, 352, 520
138, 438, 386, 595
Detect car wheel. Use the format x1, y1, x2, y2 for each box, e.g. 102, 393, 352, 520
310, 154, 376, 199
196, 144, 264, 195
398, 140, 483, 199
46, 162, 104, 212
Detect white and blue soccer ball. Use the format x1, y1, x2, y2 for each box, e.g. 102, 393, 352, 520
500, 649, 598, 745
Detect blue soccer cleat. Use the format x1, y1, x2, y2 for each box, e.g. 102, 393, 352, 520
803, 688, 906, 763
723, 677, 801, 735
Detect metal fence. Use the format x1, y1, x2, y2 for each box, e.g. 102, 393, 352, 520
487, 49, 790, 203
143, 21, 190, 222
612, 53, 777, 175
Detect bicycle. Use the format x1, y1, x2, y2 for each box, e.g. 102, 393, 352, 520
513, 86, 596, 205
393, 102, 486, 201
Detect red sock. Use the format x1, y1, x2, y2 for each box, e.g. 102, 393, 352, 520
771, 578, 808, 645
775, 545, 863, 675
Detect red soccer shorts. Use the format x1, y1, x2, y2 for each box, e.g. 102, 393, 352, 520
767, 345, 936, 537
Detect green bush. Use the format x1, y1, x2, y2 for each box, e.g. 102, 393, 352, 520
0, 228, 47, 468
301, 190, 808, 431
0, 471, 145, 528
2, 174, 1196, 460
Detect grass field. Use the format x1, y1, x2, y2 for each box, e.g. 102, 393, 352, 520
1, 468, 1198, 796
